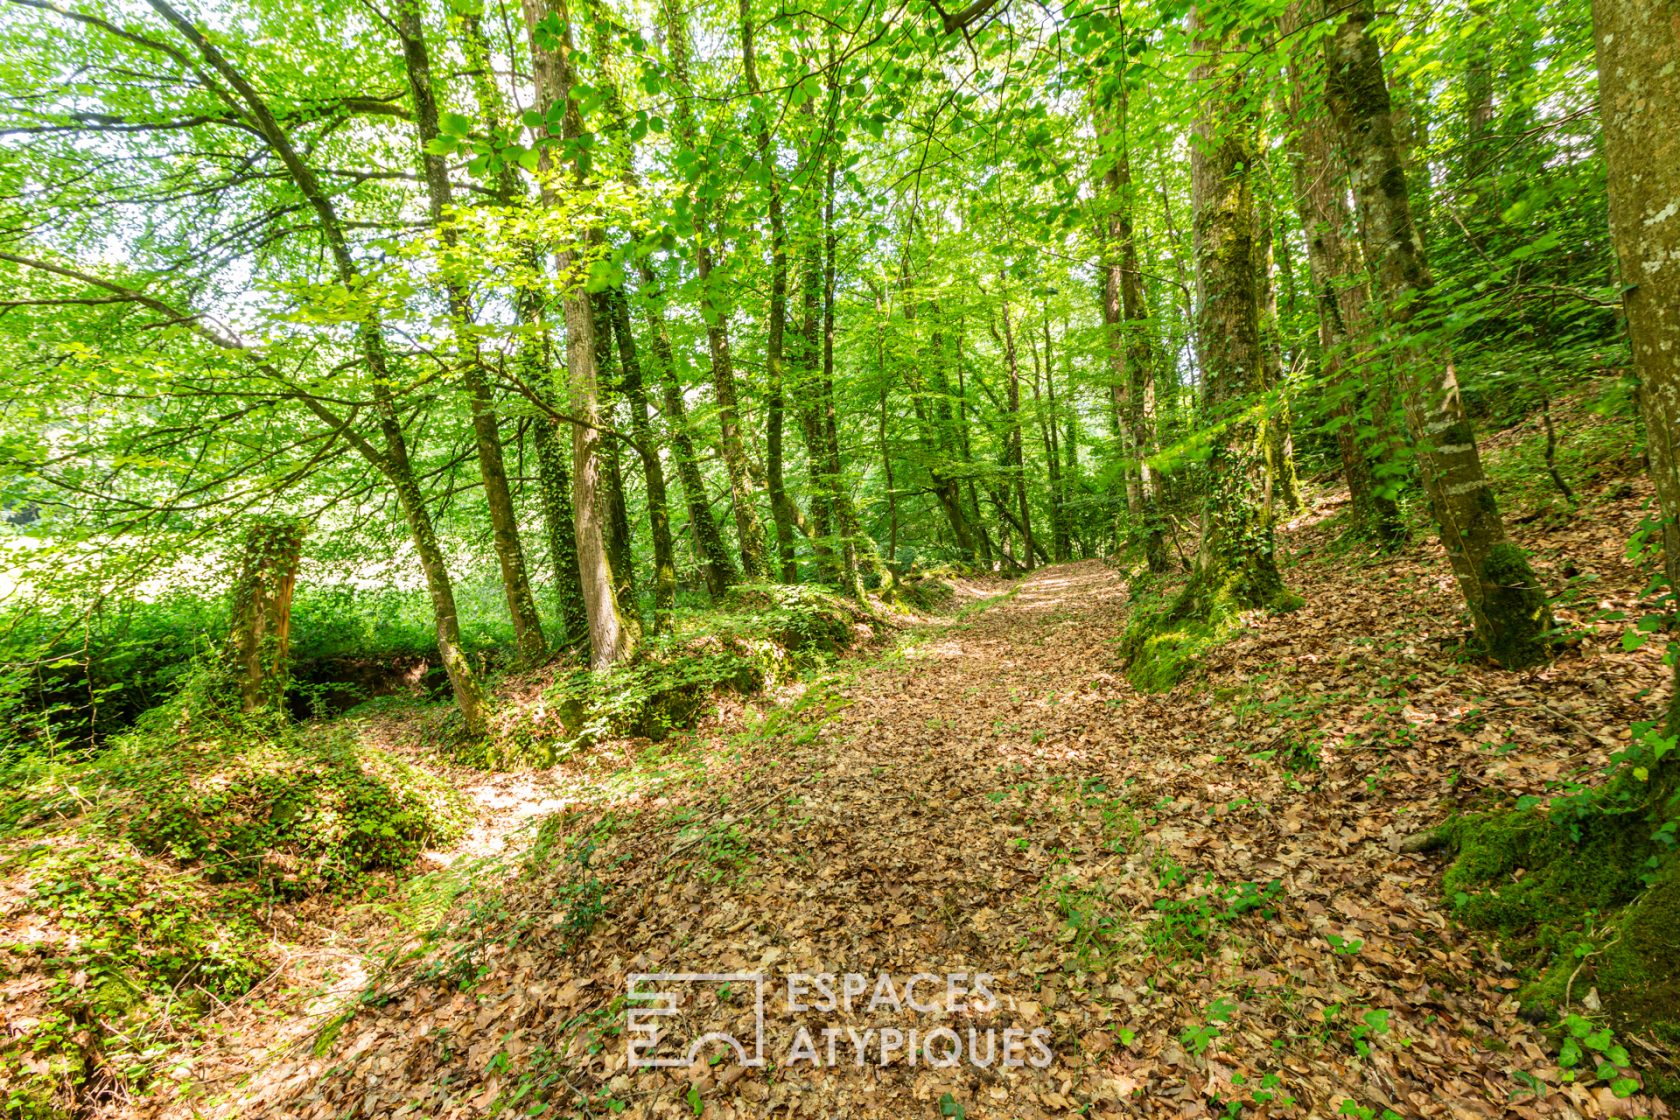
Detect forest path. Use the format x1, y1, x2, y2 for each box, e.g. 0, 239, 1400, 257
257, 555, 1604, 1120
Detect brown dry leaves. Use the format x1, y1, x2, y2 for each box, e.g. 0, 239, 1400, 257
180, 472, 1674, 1120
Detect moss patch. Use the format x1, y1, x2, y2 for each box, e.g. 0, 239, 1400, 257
1120, 558, 1301, 692
0, 687, 471, 1114
1442, 765, 1680, 1100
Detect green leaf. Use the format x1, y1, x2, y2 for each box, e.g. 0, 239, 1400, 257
439, 111, 473, 137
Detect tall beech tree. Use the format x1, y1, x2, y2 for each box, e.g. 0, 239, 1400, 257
521, 0, 637, 668
1593, 0, 1680, 733
397, 0, 547, 664
1322, 0, 1553, 669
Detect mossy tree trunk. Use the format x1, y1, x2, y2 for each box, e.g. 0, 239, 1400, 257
1594, 0, 1680, 738
455, 9, 587, 644
1097, 82, 1170, 573
225, 519, 305, 713
1281, 0, 1405, 546
817, 140, 867, 600
742, 0, 800, 586
1184, 5, 1291, 616
521, 0, 637, 669
592, 291, 639, 626
1323, 0, 1554, 669
662, 0, 769, 581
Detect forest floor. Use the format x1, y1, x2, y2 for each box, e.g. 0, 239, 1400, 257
132, 388, 1677, 1120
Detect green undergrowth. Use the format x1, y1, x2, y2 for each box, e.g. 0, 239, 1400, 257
477, 583, 888, 768
1478, 376, 1643, 518
1438, 721, 1680, 1101
0, 677, 470, 1116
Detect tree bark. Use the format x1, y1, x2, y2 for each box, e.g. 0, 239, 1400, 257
1280, 1, 1405, 545
742, 1, 800, 584
592, 291, 639, 622
662, 0, 769, 579
522, 0, 637, 669
607, 288, 678, 632
1183, 6, 1290, 615
1593, 0, 1680, 730
1323, 0, 1553, 668
455, 8, 587, 640
1097, 87, 1170, 572
225, 518, 305, 713
635, 261, 738, 600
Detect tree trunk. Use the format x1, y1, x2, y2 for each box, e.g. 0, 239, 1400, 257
397, 0, 547, 664
818, 142, 866, 599
662, 0, 768, 580
1034, 312, 1069, 562
225, 518, 305, 713
455, 8, 587, 639
1281, 1, 1405, 545
1593, 0, 1680, 731
522, 0, 637, 669
1253, 144, 1301, 517
593, 291, 639, 622
1183, 5, 1290, 615
607, 288, 677, 632
1097, 88, 1170, 573
994, 283, 1035, 571
635, 262, 738, 600
1323, 0, 1553, 669
741, 0, 800, 585
147, 0, 490, 734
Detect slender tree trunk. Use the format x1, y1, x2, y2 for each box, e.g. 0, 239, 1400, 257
994, 283, 1035, 571
799, 236, 840, 577
593, 291, 639, 622
1281, 1, 1405, 545
522, 0, 636, 668
817, 141, 866, 598
455, 8, 587, 638
1593, 0, 1680, 731
397, 0, 547, 663
1098, 89, 1169, 572
879, 383, 898, 564
1034, 311, 1069, 562
608, 289, 677, 632
148, 0, 490, 734
662, 0, 768, 579
1324, 0, 1552, 668
953, 330, 996, 570
1253, 144, 1301, 517
741, 0, 799, 584
636, 262, 738, 600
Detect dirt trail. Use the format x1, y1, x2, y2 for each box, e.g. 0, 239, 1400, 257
223, 559, 1648, 1119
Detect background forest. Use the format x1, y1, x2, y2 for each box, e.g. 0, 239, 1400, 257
1, 0, 1678, 1116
